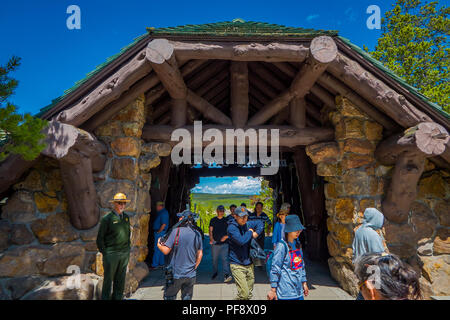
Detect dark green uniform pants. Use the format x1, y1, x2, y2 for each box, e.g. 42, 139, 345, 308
102, 251, 130, 300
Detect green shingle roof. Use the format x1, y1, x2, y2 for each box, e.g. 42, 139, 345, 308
147, 19, 338, 38
36, 19, 448, 122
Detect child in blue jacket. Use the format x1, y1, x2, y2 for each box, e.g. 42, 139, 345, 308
272, 202, 291, 249
268, 214, 309, 300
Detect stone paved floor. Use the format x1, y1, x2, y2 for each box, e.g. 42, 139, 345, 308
129, 235, 353, 300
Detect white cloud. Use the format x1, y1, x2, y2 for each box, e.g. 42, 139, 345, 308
192, 177, 262, 195
306, 14, 320, 22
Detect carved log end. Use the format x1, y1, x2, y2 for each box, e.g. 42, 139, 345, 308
310, 36, 338, 64
146, 38, 174, 64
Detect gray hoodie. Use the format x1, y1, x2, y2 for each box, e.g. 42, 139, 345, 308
352, 208, 386, 263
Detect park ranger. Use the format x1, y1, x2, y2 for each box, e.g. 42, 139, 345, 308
96, 192, 131, 300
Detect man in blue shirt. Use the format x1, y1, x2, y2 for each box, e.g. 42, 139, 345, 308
151, 201, 169, 269
157, 210, 203, 300
227, 206, 263, 300
249, 201, 273, 250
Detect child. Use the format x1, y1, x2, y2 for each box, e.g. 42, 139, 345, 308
272, 202, 291, 249
267, 214, 308, 300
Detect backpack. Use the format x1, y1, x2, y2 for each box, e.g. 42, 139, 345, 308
265, 240, 289, 278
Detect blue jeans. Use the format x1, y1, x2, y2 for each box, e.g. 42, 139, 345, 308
152, 231, 166, 267
211, 243, 231, 276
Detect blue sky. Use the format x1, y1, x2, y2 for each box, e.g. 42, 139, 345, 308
191, 176, 262, 194
0, 0, 401, 116
1, 0, 404, 195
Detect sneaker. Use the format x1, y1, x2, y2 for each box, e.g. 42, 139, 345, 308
211, 272, 218, 280
224, 275, 232, 283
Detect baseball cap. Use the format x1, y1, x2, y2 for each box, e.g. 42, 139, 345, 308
235, 206, 249, 217
217, 205, 225, 211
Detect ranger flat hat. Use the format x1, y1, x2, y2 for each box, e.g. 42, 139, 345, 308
109, 193, 130, 203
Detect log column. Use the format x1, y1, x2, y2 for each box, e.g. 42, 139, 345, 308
293, 147, 327, 261
41, 120, 107, 229
230, 61, 249, 127
289, 97, 306, 128
375, 122, 449, 223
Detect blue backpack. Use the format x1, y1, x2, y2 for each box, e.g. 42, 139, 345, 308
265, 240, 289, 278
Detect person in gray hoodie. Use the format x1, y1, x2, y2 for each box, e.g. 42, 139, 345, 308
352, 207, 387, 300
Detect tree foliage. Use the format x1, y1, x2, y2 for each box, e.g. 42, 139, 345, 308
0, 56, 47, 161
366, 0, 449, 113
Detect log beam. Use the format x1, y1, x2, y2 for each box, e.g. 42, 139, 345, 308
142, 124, 334, 148
171, 40, 310, 62
318, 72, 398, 131
56, 49, 152, 126
248, 36, 337, 126
375, 122, 449, 223
230, 61, 249, 127
375, 122, 449, 166
327, 53, 432, 128
41, 120, 107, 229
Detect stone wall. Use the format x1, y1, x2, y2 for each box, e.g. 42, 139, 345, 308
0, 95, 171, 299
306, 96, 450, 299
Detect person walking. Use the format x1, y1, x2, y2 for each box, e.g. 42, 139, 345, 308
209, 205, 232, 282
151, 201, 169, 269
352, 207, 387, 300
249, 202, 272, 250
272, 203, 290, 249
157, 209, 203, 300
267, 214, 308, 301
96, 193, 131, 300
227, 206, 264, 300
354, 252, 421, 300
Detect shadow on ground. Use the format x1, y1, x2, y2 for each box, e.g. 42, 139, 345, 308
131, 235, 353, 300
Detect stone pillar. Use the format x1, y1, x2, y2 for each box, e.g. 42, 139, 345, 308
306, 96, 384, 296
94, 94, 172, 295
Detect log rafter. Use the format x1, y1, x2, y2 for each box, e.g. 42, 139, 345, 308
248, 36, 338, 126
57, 49, 152, 126
318, 72, 398, 131
147, 39, 232, 126
327, 52, 432, 128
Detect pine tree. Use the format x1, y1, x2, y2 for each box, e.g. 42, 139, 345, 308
0, 56, 47, 161
366, 0, 449, 113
